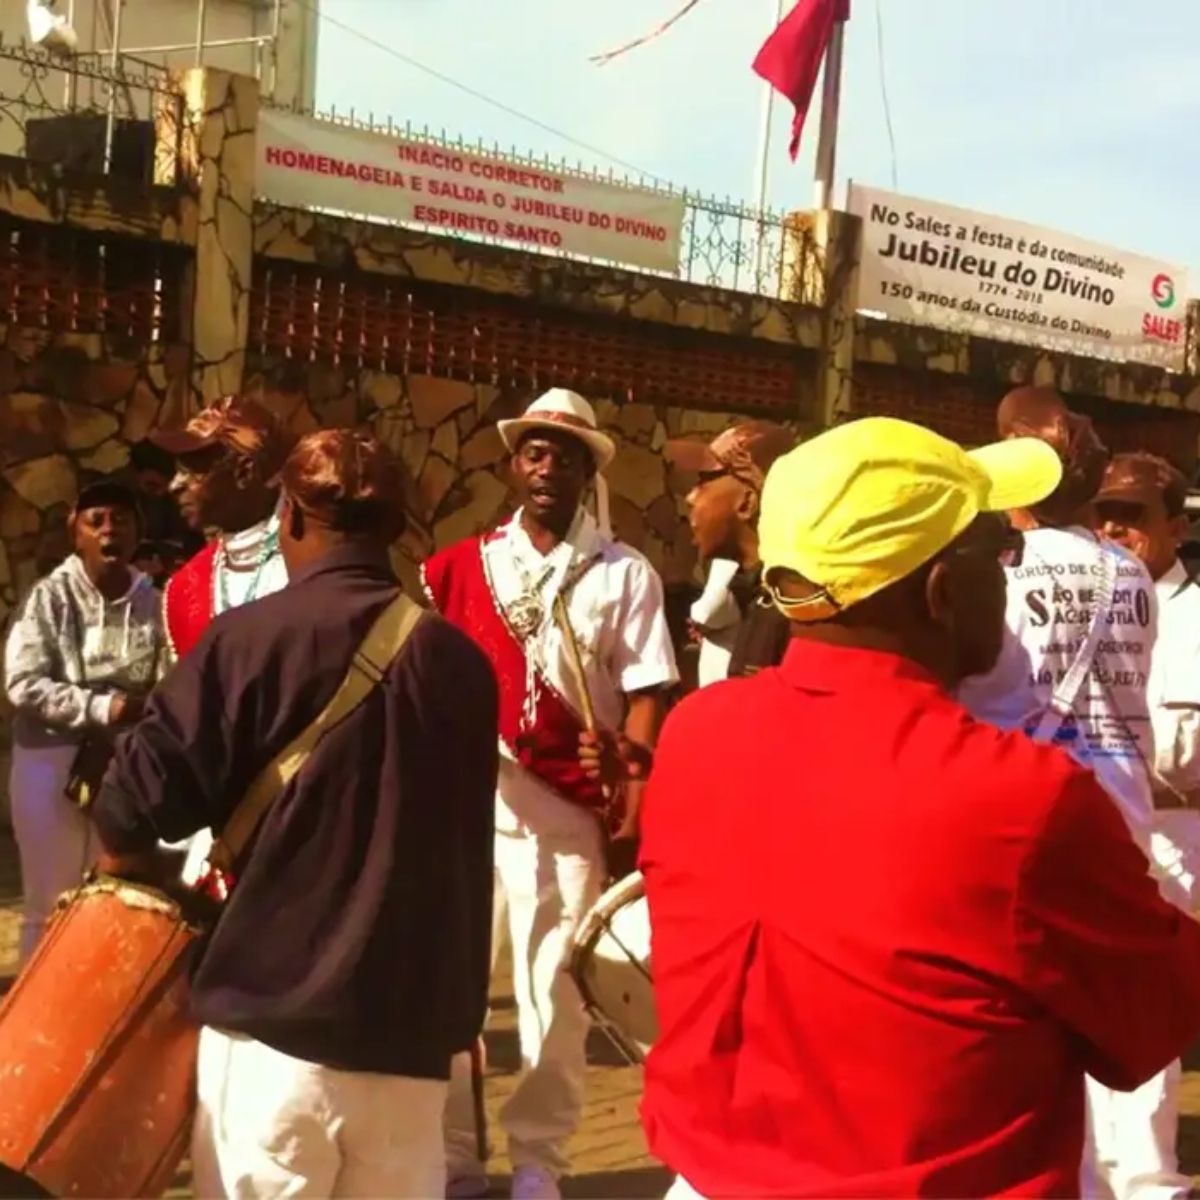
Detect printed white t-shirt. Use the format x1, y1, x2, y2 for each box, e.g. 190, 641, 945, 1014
958, 525, 1158, 847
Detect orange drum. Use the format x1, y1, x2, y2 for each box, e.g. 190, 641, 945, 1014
0, 875, 206, 1198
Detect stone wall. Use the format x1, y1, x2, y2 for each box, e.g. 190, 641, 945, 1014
238, 358, 1200, 605
855, 360, 1200, 467
248, 367, 765, 594
0, 336, 191, 625
0, 333, 191, 823
855, 321, 1200, 469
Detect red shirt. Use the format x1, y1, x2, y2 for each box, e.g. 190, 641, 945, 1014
639, 641, 1200, 1198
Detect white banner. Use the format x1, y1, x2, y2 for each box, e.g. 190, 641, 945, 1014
848, 184, 1189, 371
256, 110, 686, 275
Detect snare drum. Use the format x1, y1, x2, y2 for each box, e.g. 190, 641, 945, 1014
568, 871, 656, 1064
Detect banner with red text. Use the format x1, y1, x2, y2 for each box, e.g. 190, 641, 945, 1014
848, 183, 1189, 371
256, 109, 686, 274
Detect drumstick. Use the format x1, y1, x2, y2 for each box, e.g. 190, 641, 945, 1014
552, 593, 597, 731
551, 594, 611, 800
470, 1038, 489, 1166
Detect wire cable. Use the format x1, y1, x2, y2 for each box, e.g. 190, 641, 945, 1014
290, 0, 668, 182
873, 0, 899, 189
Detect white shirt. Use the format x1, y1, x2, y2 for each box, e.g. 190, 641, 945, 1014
958, 526, 1158, 846
485, 508, 678, 830
1145, 558, 1200, 910
170, 510, 289, 882
213, 512, 288, 613
1149, 558, 1200, 798
697, 627, 738, 688
692, 559, 741, 688
484, 508, 678, 731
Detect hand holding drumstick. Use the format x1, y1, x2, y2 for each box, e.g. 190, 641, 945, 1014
552, 594, 653, 838
578, 729, 653, 789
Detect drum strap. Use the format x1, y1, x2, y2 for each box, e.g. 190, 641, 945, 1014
208, 592, 426, 872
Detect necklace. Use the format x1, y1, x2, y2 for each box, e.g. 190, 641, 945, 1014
507, 559, 555, 641
506, 543, 599, 643
503, 536, 600, 738
213, 519, 280, 615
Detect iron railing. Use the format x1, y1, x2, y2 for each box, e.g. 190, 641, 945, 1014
0, 44, 817, 300
0, 36, 182, 181
257, 100, 820, 301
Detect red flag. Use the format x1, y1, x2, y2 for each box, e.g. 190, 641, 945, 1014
752, 0, 849, 160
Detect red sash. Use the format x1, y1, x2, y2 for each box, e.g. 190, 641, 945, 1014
163, 541, 218, 662
160, 539, 232, 901
422, 534, 606, 814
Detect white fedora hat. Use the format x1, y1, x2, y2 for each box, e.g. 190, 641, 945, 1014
497, 388, 616, 469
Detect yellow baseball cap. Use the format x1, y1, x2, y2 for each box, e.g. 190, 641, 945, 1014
759, 416, 1063, 622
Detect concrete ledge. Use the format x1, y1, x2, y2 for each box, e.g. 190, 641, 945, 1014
0, 156, 190, 244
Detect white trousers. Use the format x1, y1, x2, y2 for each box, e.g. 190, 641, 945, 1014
1083, 1064, 1189, 1200
1081, 814, 1200, 1200
192, 1027, 447, 1199
445, 763, 605, 1179
9, 743, 98, 968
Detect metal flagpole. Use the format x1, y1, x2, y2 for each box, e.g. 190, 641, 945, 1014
194, 0, 210, 65
63, 0, 78, 108
102, 0, 124, 173
752, 0, 786, 284
811, 13, 845, 212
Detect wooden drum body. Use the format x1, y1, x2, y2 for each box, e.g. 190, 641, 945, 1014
0, 875, 204, 1198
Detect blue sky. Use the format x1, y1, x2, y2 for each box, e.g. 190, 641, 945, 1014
315, 0, 1200, 276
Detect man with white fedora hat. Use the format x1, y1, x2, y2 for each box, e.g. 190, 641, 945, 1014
424, 387, 678, 1199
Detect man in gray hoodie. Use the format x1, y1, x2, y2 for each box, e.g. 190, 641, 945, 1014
2, 478, 165, 964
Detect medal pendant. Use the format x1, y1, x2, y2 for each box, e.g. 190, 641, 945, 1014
508, 593, 544, 641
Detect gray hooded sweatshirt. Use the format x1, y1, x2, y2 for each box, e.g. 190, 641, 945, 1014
3, 555, 165, 750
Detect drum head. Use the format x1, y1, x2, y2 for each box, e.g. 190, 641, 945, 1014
570, 872, 657, 1057
572, 872, 646, 955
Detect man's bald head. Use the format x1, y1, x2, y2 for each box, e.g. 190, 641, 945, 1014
995, 385, 1109, 525
997, 386, 1069, 441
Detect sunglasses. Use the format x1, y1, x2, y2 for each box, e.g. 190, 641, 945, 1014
996, 525, 1025, 568
696, 465, 764, 492
944, 520, 1025, 570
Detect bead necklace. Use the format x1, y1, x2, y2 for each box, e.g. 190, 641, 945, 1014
213, 518, 280, 615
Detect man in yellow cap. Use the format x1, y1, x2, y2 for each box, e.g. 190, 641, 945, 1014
616, 416, 1200, 1199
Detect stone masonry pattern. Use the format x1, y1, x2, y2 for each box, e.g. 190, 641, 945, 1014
246, 367, 764, 595
0, 335, 192, 814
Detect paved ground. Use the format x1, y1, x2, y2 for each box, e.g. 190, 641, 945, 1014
0, 832, 1199, 1195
